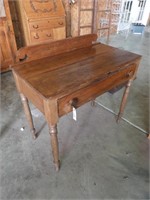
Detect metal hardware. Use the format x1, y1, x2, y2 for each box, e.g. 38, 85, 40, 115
33, 24, 39, 29
33, 33, 39, 39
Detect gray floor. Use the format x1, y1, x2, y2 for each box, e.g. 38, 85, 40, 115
0, 31, 149, 199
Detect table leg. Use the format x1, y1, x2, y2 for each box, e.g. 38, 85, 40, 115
91, 99, 96, 107
117, 80, 132, 123
20, 93, 36, 139
49, 124, 60, 171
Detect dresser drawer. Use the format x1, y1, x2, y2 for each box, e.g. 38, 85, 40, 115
30, 29, 53, 44
58, 64, 136, 116
29, 18, 65, 31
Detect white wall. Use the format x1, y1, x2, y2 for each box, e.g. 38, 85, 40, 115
119, 0, 150, 25
129, 0, 139, 23
142, 0, 150, 25
130, 0, 150, 25
0, 0, 6, 17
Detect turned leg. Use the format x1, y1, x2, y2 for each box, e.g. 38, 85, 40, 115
117, 80, 132, 123
49, 124, 60, 171
20, 93, 36, 139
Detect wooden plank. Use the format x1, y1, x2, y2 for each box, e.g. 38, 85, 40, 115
14, 43, 141, 99
15, 34, 97, 63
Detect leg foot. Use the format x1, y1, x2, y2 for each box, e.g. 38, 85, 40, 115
54, 160, 61, 172
116, 113, 122, 123
147, 134, 150, 140
49, 125, 60, 171
20, 93, 36, 139
32, 128, 37, 139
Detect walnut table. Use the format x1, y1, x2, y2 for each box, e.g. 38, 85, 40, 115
12, 34, 142, 171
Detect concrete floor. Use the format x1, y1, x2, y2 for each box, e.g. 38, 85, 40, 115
0, 31, 149, 199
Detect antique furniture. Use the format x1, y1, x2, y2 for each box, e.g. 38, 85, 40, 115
11, 0, 66, 46
0, 17, 16, 72
12, 34, 142, 171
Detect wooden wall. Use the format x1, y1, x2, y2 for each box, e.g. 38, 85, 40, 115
71, 0, 94, 36
1, 0, 120, 40
67, 0, 121, 37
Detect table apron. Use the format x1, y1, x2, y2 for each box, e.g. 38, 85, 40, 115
58, 64, 136, 117
18, 76, 45, 114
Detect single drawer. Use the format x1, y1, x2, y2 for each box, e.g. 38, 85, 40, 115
29, 18, 65, 31
30, 29, 53, 44
58, 64, 136, 117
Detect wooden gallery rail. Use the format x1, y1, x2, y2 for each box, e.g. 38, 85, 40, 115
12, 34, 142, 171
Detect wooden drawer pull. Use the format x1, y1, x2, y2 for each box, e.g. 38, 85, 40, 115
46, 33, 52, 37
58, 21, 63, 25
33, 25, 39, 29
69, 98, 78, 108
34, 33, 39, 39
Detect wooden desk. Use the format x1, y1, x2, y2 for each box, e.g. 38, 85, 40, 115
12, 34, 141, 171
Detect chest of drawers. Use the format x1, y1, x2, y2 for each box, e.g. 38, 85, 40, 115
14, 0, 66, 46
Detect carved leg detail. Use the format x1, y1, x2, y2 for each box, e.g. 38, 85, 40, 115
20, 93, 36, 139
117, 80, 132, 123
49, 125, 60, 171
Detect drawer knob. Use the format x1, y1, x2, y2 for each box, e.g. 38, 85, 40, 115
69, 98, 78, 108
58, 21, 63, 25
33, 33, 39, 39
33, 25, 39, 29
46, 33, 52, 37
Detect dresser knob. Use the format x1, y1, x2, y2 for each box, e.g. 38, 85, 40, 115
33, 24, 39, 29
33, 33, 39, 39
58, 21, 63, 25
46, 33, 52, 37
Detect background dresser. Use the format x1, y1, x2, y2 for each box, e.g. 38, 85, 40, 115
13, 0, 66, 46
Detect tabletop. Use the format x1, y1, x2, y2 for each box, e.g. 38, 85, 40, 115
13, 43, 141, 100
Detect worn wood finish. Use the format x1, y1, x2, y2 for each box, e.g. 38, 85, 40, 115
12, 34, 142, 171
43, 91, 60, 170
0, 17, 15, 72
49, 124, 60, 171
15, 34, 97, 62
58, 64, 137, 116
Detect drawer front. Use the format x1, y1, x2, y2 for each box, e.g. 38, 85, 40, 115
29, 18, 65, 31
30, 29, 53, 44
53, 27, 66, 40
58, 64, 136, 117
